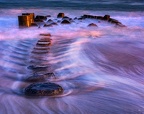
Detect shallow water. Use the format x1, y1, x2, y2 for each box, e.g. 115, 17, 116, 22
0, 8, 144, 114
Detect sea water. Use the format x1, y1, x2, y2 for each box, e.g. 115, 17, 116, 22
0, 0, 144, 114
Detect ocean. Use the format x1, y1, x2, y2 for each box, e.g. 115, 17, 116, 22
0, 0, 144, 114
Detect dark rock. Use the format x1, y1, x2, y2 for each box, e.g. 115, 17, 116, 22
25, 75, 46, 82
96, 16, 103, 20
57, 13, 65, 18
61, 20, 71, 24
78, 17, 83, 20
88, 23, 97, 27
94, 16, 97, 19
51, 22, 58, 25
38, 38, 52, 42
39, 33, 51, 37
62, 16, 69, 19
115, 23, 127, 27
31, 50, 49, 54
108, 18, 120, 24
36, 41, 51, 47
103, 15, 110, 20
57, 20, 61, 23
33, 47, 50, 50
34, 16, 47, 23
25, 73, 55, 82
27, 72, 55, 81
35, 15, 47, 20
24, 82, 63, 96
89, 15, 95, 19
27, 65, 48, 70
47, 19, 53, 23
74, 17, 78, 20
82, 15, 89, 18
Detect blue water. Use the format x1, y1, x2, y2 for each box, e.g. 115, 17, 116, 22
0, 0, 144, 11
0, 0, 144, 114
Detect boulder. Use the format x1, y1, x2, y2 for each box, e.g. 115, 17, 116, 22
35, 15, 47, 20
88, 23, 97, 27
24, 82, 63, 96
57, 13, 65, 18
61, 20, 71, 24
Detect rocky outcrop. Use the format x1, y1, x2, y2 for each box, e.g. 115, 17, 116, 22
88, 23, 97, 27
103, 15, 110, 20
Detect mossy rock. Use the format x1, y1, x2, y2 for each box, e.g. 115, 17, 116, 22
24, 82, 63, 96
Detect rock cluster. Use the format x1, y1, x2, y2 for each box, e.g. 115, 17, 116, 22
24, 33, 63, 96
18, 12, 126, 28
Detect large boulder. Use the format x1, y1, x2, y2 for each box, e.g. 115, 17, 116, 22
24, 82, 63, 96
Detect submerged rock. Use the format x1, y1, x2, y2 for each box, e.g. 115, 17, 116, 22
25, 73, 56, 82
39, 33, 51, 37
61, 20, 71, 24
24, 82, 63, 96
88, 23, 97, 27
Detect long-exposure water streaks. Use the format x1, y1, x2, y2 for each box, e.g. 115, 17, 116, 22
0, 2, 144, 114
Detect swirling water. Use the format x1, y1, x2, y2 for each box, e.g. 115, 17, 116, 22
0, 1, 144, 114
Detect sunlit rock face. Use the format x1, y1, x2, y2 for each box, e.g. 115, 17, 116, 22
57, 13, 65, 18
24, 83, 63, 96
